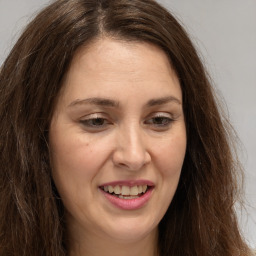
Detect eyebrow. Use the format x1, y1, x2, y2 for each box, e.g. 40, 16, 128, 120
68, 97, 119, 108
68, 96, 181, 108
146, 96, 181, 107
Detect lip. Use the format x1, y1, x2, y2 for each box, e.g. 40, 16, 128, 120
99, 179, 155, 187
99, 180, 155, 210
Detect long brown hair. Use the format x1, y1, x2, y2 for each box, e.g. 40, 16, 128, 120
0, 0, 252, 255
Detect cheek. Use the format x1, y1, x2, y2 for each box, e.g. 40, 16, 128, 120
154, 133, 186, 178
49, 139, 108, 222
51, 126, 106, 169
150, 133, 186, 218
49, 133, 101, 196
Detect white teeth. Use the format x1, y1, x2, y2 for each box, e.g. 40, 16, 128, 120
102, 184, 149, 196
119, 195, 139, 199
114, 185, 121, 194
108, 185, 114, 193
130, 186, 139, 196
121, 186, 130, 196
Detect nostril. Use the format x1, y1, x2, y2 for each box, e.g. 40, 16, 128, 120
117, 162, 129, 168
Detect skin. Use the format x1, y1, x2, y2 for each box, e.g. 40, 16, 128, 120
49, 37, 187, 256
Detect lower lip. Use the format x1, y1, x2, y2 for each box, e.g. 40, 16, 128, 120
100, 188, 153, 210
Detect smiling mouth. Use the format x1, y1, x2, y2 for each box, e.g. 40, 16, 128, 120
99, 185, 150, 199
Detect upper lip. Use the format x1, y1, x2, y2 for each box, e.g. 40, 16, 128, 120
99, 179, 155, 187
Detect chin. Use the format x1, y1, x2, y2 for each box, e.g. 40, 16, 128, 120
101, 216, 158, 243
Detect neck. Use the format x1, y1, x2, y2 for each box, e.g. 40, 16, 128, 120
68, 225, 159, 256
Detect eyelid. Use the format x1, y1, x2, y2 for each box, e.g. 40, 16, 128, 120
80, 112, 108, 120
144, 112, 175, 128
78, 111, 178, 132
79, 112, 113, 131
146, 112, 174, 119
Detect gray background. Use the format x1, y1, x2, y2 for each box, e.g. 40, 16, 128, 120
0, 0, 255, 248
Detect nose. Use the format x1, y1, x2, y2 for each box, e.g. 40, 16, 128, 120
112, 124, 151, 171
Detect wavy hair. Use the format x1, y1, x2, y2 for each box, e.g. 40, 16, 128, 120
0, 0, 252, 255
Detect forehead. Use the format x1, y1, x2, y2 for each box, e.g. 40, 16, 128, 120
58, 37, 181, 107
68, 37, 176, 78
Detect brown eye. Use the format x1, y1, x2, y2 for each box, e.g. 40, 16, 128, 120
151, 117, 171, 126
80, 118, 110, 128
89, 118, 105, 126
145, 116, 173, 126
144, 114, 174, 131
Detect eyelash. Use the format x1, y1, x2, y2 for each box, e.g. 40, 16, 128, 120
79, 113, 174, 131
79, 116, 111, 130
144, 115, 174, 129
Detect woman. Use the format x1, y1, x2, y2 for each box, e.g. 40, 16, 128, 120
0, 0, 253, 255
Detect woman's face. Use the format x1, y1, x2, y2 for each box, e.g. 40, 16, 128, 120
49, 38, 186, 243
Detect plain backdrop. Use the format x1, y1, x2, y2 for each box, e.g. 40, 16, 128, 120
0, 0, 255, 248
